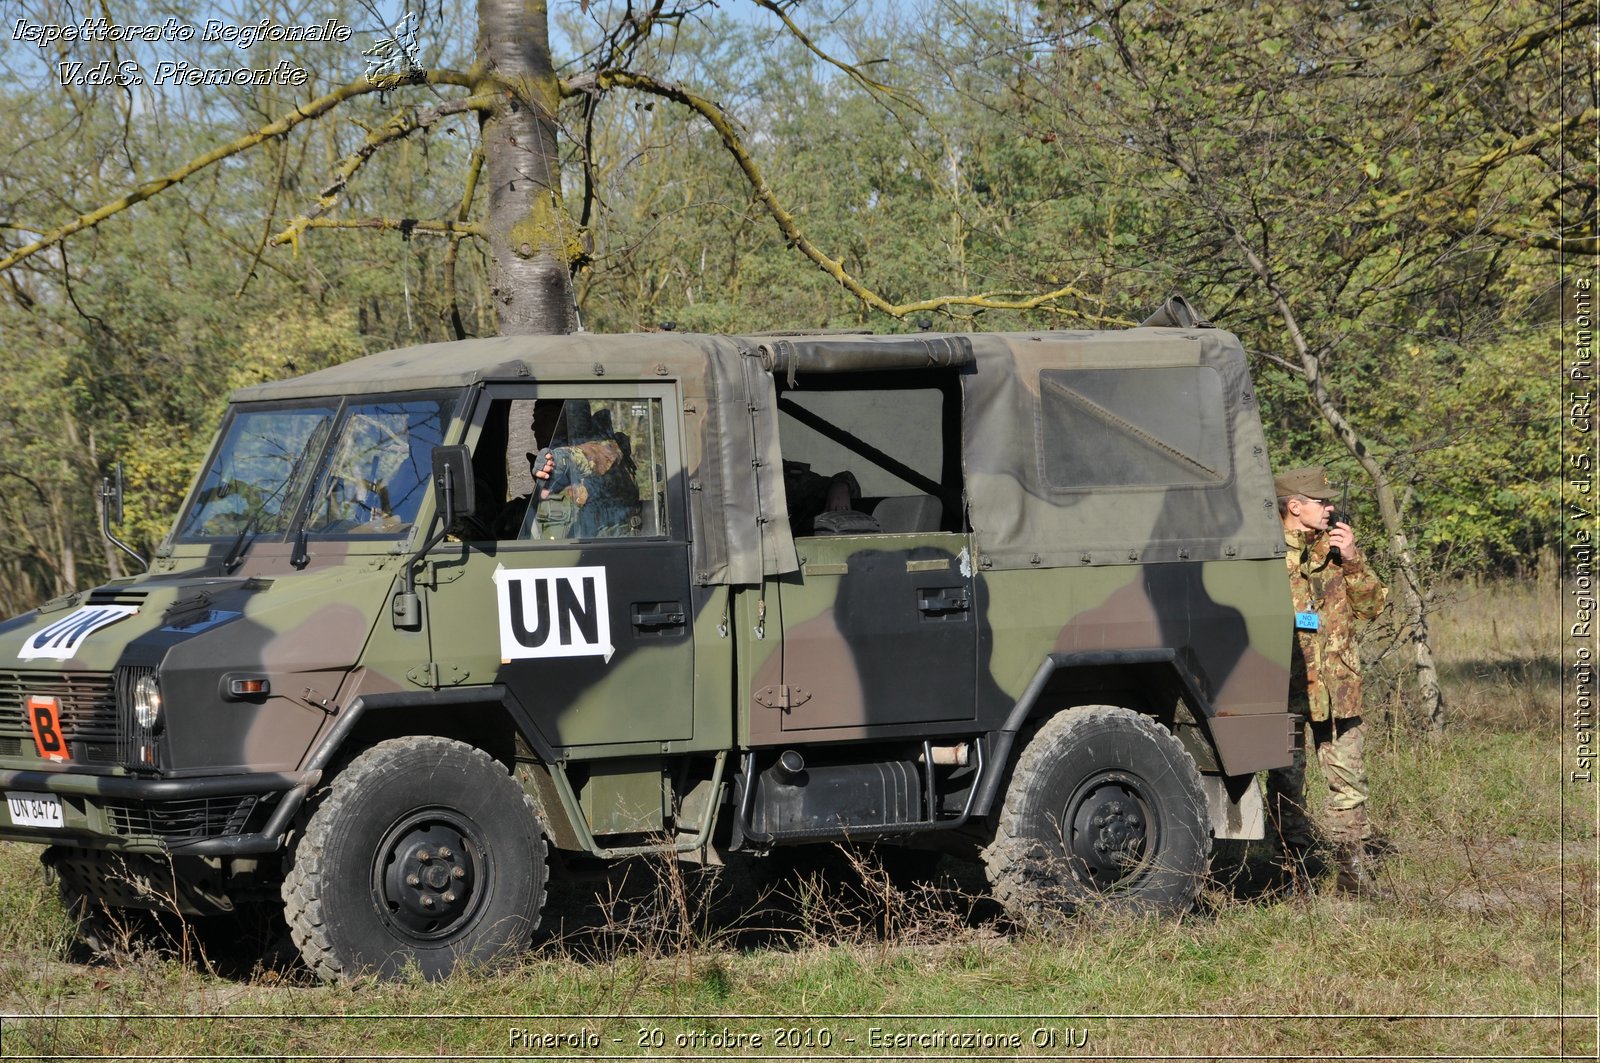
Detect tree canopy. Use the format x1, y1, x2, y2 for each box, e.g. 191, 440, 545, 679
0, 0, 1583, 635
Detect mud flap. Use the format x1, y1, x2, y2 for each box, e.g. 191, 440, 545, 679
1201, 774, 1265, 840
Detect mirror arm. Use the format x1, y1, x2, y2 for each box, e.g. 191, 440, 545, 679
393, 460, 459, 629
99, 463, 148, 573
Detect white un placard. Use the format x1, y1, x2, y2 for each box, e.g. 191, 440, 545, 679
18, 605, 139, 661
493, 565, 614, 664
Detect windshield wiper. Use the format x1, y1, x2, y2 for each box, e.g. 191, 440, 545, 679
221, 425, 329, 573
221, 511, 261, 573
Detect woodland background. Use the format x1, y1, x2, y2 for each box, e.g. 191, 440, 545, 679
0, 0, 1584, 632
0, 4, 1591, 1050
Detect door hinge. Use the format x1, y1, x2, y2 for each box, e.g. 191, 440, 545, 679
406, 662, 470, 689
754, 684, 811, 712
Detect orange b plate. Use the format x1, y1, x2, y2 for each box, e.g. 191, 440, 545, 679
26, 695, 70, 763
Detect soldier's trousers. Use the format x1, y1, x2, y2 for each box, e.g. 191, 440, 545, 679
1265, 714, 1371, 852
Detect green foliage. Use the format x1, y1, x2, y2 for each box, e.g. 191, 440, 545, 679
0, 0, 1574, 609
1375, 329, 1561, 569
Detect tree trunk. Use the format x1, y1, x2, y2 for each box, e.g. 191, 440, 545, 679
476, 0, 578, 335
1374, 483, 1446, 733
1231, 233, 1449, 733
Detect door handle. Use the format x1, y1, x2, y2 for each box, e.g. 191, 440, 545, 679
632, 601, 686, 632
917, 587, 970, 615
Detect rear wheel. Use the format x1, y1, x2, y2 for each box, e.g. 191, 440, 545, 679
984, 706, 1210, 925
283, 736, 547, 982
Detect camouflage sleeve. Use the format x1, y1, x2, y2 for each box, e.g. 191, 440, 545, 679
1342, 556, 1389, 621
532, 448, 580, 497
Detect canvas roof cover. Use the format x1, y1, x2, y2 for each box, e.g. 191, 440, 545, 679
227, 327, 1281, 583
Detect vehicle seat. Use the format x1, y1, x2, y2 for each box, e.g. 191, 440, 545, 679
872, 494, 942, 533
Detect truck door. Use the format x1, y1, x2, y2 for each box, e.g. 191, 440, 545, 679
423, 384, 695, 752
754, 379, 977, 743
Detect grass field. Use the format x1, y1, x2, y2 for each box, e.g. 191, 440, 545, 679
0, 578, 1591, 1060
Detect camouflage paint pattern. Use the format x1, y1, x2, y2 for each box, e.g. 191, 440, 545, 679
1266, 715, 1371, 848
0, 324, 1296, 872
1266, 527, 1388, 850
1282, 527, 1389, 722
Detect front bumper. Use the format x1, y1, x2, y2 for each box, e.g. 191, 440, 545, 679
0, 765, 320, 855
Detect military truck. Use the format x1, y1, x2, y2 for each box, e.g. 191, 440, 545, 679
0, 311, 1295, 980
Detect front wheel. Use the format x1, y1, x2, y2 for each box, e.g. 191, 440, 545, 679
283, 736, 547, 982
984, 706, 1210, 925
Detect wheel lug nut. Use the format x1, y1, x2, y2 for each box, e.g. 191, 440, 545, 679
451, 867, 466, 879
442, 891, 456, 903
438, 846, 453, 859
406, 874, 420, 887
421, 895, 434, 908
417, 849, 431, 862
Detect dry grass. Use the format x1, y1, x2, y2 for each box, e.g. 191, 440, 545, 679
0, 579, 1591, 1060
1366, 572, 1560, 733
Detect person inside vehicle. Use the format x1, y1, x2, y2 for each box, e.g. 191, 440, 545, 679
782, 460, 878, 535
526, 402, 642, 538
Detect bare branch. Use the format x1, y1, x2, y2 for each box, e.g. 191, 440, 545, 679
1244, 346, 1310, 379
443, 145, 487, 340
271, 93, 497, 249
235, 136, 296, 299
596, 70, 1122, 324
286, 218, 483, 238
1413, 107, 1593, 198
749, 0, 925, 114
0, 70, 474, 274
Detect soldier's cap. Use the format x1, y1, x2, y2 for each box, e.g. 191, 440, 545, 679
1274, 466, 1333, 500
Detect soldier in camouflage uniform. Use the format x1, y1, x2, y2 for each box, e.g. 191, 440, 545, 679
1266, 466, 1390, 896
529, 408, 641, 539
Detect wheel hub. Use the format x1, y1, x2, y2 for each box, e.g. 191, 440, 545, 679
1068, 780, 1150, 887
377, 819, 482, 939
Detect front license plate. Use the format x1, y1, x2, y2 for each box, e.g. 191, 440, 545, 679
5, 792, 63, 829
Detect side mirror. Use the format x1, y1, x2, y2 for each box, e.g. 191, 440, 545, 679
430, 445, 476, 525
99, 463, 148, 572
395, 446, 477, 631
102, 463, 125, 526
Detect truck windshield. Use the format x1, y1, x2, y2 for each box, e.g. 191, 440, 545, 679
175, 392, 458, 543
300, 395, 457, 537
177, 404, 337, 540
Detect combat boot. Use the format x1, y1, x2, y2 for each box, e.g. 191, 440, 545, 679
1333, 842, 1389, 900
1364, 832, 1398, 863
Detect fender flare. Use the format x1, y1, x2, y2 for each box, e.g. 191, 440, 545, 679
969, 650, 1225, 819
177, 686, 563, 857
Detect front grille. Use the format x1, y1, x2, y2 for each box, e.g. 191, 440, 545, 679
0, 670, 120, 765
105, 796, 258, 840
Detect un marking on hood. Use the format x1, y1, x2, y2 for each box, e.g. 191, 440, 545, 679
18, 605, 139, 661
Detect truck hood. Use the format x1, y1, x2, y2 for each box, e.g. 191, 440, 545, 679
0, 568, 398, 675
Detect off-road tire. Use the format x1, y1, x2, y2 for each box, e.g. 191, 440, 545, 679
282, 736, 547, 982
984, 706, 1210, 926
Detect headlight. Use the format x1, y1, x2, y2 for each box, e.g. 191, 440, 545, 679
133, 675, 163, 730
